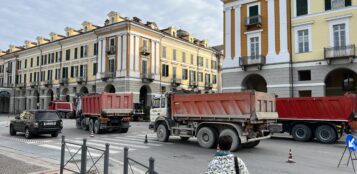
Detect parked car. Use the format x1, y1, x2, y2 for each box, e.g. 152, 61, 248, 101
9, 110, 63, 139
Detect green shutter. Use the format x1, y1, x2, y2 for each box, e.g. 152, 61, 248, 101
249, 5, 259, 16
325, 0, 331, 10
345, 0, 352, 6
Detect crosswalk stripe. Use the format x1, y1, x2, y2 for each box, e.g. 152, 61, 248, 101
65, 143, 121, 154
89, 139, 149, 149
100, 137, 161, 146
114, 136, 169, 144
68, 140, 129, 153
39, 144, 101, 157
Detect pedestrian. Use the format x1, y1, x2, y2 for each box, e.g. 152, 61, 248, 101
207, 135, 249, 174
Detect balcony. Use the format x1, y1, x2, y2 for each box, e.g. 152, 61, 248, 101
189, 81, 198, 88
324, 44, 355, 64
239, 55, 266, 71
101, 72, 115, 81
30, 81, 39, 88
245, 15, 262, 28
17, 83, 26, 88
171, 77, 182, 87
140, 47, 151, 56
76, 76, 87, 84
6, 68, 11, 73
106, 45, 116, 55
141, 73, 154, 83
59, 78, 69, 85
204, 82, 213, 90
41, 80, 52, 86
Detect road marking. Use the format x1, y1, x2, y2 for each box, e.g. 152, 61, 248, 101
39, 144, 101, 157
116, 136, 172, 144
89, 139, 149, 149
100, 137, 161, 146
65, 143, 121, 154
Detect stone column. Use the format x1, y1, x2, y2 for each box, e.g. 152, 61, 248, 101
116, 34, 122, 78
224, 7, 232, 60
234, 5, 241, 59
278, 0, 290, 61
97, 39, 103, 79
266, 0, 277, 63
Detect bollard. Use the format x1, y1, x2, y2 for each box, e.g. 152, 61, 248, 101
60, 136, 65, 174
148, 157, 155, 174
104, 143, 110, 174
80, 138, 87, 174
144, 134, 148, 143
123, 147, 129, 174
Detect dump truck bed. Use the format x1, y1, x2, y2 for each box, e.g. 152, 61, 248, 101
171, 91, 278, 121
276, 93, 357, 121
81, 93, 133, 116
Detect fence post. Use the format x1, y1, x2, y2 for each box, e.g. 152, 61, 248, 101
123, 147, 128, 174
148, 157, 155, 174
80, 138, 87, 174
60, 136, 65, 174
104, 143, 110, 174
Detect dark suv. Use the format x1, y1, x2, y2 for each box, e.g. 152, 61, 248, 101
9, 110, 63, 139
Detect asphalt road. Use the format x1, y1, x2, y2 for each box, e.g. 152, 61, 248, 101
0, 115, 354, 174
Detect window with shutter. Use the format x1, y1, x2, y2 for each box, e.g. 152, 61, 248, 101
297, 0, 308, 16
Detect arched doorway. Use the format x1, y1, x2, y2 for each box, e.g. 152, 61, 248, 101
139, 85, 152, 108
325, 68, 357, 96
79, 87, 89, 95
0, 91, 10, 113
241, 74, 267, 92
104, 84, 115, 93
46, 89, 54, 109
62, 88, 70, 102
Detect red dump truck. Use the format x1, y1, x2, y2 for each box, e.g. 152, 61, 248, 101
149, 91, 280, 151
48, 100, 75, 118
76, 93, 134, 134
276, 93, 357, 144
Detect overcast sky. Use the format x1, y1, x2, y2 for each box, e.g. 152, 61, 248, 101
0, 0, 223, 50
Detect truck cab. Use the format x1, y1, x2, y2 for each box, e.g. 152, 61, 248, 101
149, 94, 168, 127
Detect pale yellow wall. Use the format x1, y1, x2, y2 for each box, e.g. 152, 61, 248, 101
292, 1, 357, 62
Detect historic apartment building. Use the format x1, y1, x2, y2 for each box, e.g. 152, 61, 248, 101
0, 11, 220, 113
221, 0, 357, 97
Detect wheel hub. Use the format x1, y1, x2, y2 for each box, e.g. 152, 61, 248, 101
296, 128, 305, 138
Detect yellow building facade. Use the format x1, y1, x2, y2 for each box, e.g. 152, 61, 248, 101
0, 11, 220, 113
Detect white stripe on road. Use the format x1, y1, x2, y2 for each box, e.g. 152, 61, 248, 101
100, 137, 161, 146
39, 144, 101, 157
89, 139, 149, 149
65, 143, 121, 154
115, 136, 172, 145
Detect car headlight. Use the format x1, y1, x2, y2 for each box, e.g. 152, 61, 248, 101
60, 121, 63, 127
34, 122, 39, 128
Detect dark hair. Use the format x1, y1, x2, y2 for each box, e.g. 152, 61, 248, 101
218, 135, 233, 151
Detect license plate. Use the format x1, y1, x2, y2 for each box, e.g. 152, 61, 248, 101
44, 122, 56, 126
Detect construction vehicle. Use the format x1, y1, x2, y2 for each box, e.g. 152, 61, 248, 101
48, 100, 75, 119
75, 92, 136, 134
276, 93, 357, 144
149, 90, 280, 151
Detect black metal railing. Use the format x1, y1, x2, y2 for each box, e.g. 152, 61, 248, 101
324, 44, 355, 60
142, 73, 154, 83
59, 78, 69, 85
171, 77, 181, 86
76, 76, 87, 84
245, 15, 262, 26
189, 81, 198, 88
123, 147, 157, 174
239, 55, 266, 71
101, 72, 115, 80
204, 82, 213, 90
141, 47, 151, 55
30, 81, 39, 87
106, 45, 116, 55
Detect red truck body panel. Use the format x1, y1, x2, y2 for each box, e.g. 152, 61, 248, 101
171, 91, 277, 121
81, 93, 133, 116
48, 100, 73, 112
276, 93, 357, 122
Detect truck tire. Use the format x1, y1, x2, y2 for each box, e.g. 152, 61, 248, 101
242, 140, 260, 148
81, 119, 89, 131
292, 124, 312, 142
197, 127, 217, 149
89, 119, 94, 133
157, 124, 169, 142
9, 125, 16, 136
219, 129, 241, 151
94, 120, 102, 134
315, 125, 337, 144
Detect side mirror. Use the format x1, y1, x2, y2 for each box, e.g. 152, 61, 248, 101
15, 116, 20, 120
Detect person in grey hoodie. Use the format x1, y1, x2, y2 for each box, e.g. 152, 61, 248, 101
207, 136, 249, 174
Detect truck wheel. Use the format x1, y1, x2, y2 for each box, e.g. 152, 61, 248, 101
315, 125, 337, 144
81, 119, 89, 131
219, 129, 241, 151
9, 125, 16, 136
89, 119, 94, 133
197, 127, 217, 149
94, 120, 102, 134
242, 141, 260, 148
25, 128, 33, 139
292, 124, 312, 142
157, 124, 169, 142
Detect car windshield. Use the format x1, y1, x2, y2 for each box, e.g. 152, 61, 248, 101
35, 112, 60, 120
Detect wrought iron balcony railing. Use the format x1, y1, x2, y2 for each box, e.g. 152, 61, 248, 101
245, 15, 262, 27
189, 81, 198, 88
30, 81, 39, 88
41, 80, 52, 86
76, 76, 87, 84
101, 72, 115, 81
171, 77, 181, 87
239, 55, 266, 71
106, 45, 116, 55
59, 78, 69, 85
141, 47, 151, 56
324, 44, 355, 64
141, 73, 154, 83
17, 83, 26, 88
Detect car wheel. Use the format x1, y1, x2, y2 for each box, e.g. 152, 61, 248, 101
315, 125, 337, 144
197, 127, 218, 149
120, 128, 129, 133
157, 124, 169, 142
9, 125, 16, 136
292, 124, 312, 142
94, 120, 102, 134
219, 129, 241, 151
25, 128, 33, 139
51, 131, 59, 137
